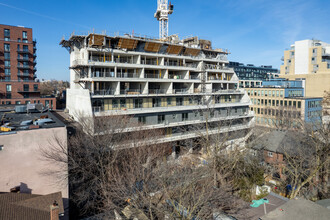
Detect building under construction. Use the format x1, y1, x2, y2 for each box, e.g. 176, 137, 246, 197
60, 33, 254, 147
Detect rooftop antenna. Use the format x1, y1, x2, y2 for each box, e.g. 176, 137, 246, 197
154, 0, 174, 39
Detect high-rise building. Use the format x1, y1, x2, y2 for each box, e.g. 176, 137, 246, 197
229, 62, 279, 88
0, 24, 56, 108
60, 33, 254, 146
245, 79, 322, 128
280, 39, 330, 97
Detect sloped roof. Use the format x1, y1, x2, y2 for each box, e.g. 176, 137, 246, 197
0, 192, 63, 220
251, 130, 304, 154
261, 197, 330, 220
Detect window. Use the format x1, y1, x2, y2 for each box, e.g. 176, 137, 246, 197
167, 97, 172, 106
280, 90, 283, 97
23, 45, 28, 51
182, 113, 188, 121
112, 99, 118, 108
268, 152, 273, 157
134, 98, 143, 108
4, 29, 10, 37
23, 84, 29, 91
189, 97, 193, 104
176, 97, 183, 106
120, 99, 126, 108
17, 38, 21, 42
23, 93, 29, 98
5, 69, 11, 76
298, 101, 301, 108
158, 114, 165, 124
4, 61, 10, 67
138, 116, 146, 124
4, 43, 10, 51
6, 84, 11, 92
5, 37, 10, 41
152, 98, 161, 107
5, 101, 11, 105
22, 31, 27, 39
172, 114, 177, 120
4, 52, 10, 60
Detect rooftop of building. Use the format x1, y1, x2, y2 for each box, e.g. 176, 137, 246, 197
0, 192, 63, 220
229, 61, 278, 70
0, 23, 32, 29
60, 32, 230, 55
260, 197, 330, 220
0, 105, 66, 134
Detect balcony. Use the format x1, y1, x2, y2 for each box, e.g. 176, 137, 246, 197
148, 89, 167, 94
17, 73, 30, 77
17, 49, 30, 54
92, 89, 115, 96
189, 75, 200, 80
17, 57, 30, 61
117, 72, 140, 78
120, 89, 141, 95
164, 61, 184, 67
17, 89, 40, 93
17, 65, 30, 69
115, 57, 133, 64
173, 89, 189, 94
141, 60, 157, 65
145, 73, 164, 79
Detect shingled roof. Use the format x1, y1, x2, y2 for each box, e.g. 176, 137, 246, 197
0, 192, 63, 220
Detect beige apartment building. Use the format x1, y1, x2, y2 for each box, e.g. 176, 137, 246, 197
280, 39, 330, 97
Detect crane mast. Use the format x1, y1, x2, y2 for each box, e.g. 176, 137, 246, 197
154, 0, 174, 39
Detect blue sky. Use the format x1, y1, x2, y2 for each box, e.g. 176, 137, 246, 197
1, 0, 330, 81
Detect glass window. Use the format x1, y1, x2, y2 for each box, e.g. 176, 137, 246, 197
120, 99, 126, 108
167, 97, 172, 105
22, 31, 27, 39
23, 45, 28, 51
176, 97, 183, 106
134, 98, 143, 108
4, 52, 10, 60
4, 29, 10, 37
182, 113, 188, 121
280, 90, 283, 97
5, 69, 11, 76
112, 99, 118, 108
158, 114, 165, 124
4, 43, 10, 51
23, 84, 29, 91
138, 116, 146, 124
6, 84, 11, 92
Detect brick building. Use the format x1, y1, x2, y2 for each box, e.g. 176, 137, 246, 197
0, 24, 56, 108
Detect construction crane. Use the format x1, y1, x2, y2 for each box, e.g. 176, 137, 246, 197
154, 0, 174, 39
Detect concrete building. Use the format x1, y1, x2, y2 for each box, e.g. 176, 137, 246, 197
0, 24, 56, 108
245, 79, 322, 128
280, 39, 330, 97
60, 33, 254, 147
229, 62, 279, 88
0, 109, 68, 213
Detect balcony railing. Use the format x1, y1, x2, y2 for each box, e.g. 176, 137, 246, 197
91, 72, 115, 78
17, 57, 30, 61
185, 63, 198, 68
120, 89, 141, 95
169, 75, 183, 79
117, 73, 139, 78
115, 58, 133, 64
141, 60, 157, 65
145, 73, 163, 79
17, 65, 30, 69
93, 90, 115, 96
148, 89, 167, 94
165, 61, 183, 67
17, 49, 30, 53
173, 89, 188, 94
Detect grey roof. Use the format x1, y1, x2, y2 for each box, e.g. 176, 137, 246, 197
316, 199, 330, 210
244, 192, 288, 220
0, 111, 65, 132
251, 130, 303, 154
261, 197, 330, 220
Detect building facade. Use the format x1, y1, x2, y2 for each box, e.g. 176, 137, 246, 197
60, 33, 254, 146
245, 79, 322, 128
0, 24, 56, 108
280, 39, 330, 97
229, 62, 279, 88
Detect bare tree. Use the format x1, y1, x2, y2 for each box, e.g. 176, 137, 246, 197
41, 115, 251, 219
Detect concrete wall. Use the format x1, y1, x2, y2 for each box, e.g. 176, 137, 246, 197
0, 127, 68, 201
295, 40, 312, 74
66, 88, 93, 119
